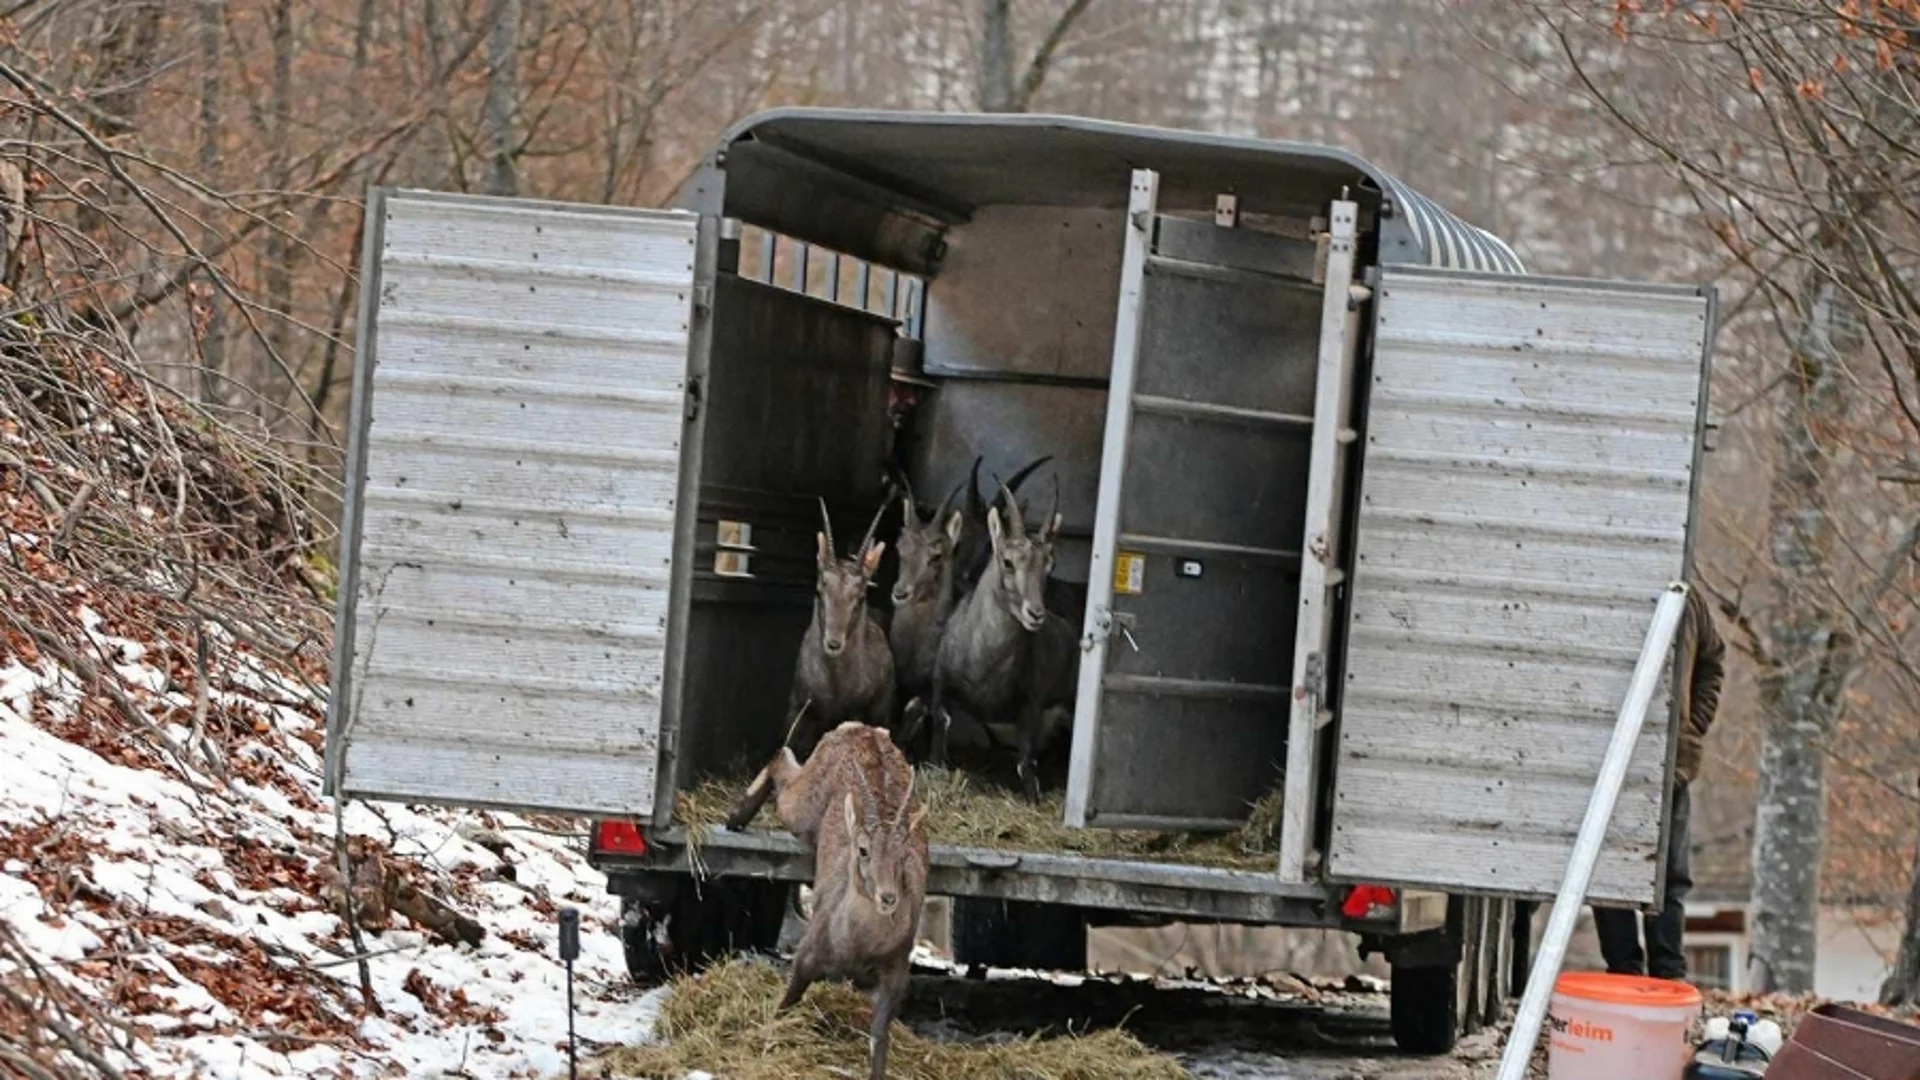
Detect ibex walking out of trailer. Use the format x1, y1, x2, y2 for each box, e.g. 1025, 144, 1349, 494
727, 498, 894, 830
725, 722, 927, 1080
927, 480, 1079, 801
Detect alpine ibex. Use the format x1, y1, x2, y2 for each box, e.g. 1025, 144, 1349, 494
928, 480, 1078, 801
953, 453, 1052, 597
725, 722, 927, 1080
887, 476, 965, 736
727, 497, 894, 829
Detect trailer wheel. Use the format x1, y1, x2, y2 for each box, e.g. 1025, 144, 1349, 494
616, 876, 788, 984
949, 898, 1087, 972
1389, 960, 1461, 1054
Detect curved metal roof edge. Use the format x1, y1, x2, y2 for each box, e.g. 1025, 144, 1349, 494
709, 107, 1526, 275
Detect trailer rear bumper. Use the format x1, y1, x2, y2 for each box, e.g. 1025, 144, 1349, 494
594, 827, 1444, 932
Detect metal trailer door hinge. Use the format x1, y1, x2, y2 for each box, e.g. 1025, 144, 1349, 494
684, 375, 703, 421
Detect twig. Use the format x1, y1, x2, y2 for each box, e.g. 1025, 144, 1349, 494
49, 478, 94, 555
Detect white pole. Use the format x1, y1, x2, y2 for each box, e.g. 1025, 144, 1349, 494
1494, 582, 1691, 1080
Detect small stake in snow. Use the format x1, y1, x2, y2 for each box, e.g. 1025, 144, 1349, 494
558, 905, 580, 1080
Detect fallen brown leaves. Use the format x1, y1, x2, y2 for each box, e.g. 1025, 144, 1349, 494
401, 967, 506, 1027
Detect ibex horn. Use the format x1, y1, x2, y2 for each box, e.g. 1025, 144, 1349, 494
934, 476, 966, 526
995, 477, 1025, 537
858, 496, 889, 558
851, 761, 880, 824
817, 497, 836, 557
894, 770, 916, 828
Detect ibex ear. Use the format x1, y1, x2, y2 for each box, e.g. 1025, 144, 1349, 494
816, 531, 832, 570
861, 541, 886, 577
1045, 512, 1063, 543
987, 506, 1003, 547
842, 792, 858, 836
944, 510, 963, 545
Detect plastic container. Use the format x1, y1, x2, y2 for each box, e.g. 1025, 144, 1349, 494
1688, 1010, 1775, 1078
1548, 973, 1703, 1080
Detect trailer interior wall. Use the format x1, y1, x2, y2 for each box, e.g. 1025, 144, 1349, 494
911, 205, 1127, 593
675, 275, 897, 785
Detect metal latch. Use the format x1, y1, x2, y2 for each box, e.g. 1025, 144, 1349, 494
1302, 651, 1326, 702
1082, 606, 1140, 653
684, 375, 703, 421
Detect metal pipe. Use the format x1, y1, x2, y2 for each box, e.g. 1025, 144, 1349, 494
1494, 581, 1691, 1080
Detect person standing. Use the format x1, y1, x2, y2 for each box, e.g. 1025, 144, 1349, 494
1593, 586, 1726, 980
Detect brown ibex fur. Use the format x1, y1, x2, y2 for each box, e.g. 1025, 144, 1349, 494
727, 722, 927, 1080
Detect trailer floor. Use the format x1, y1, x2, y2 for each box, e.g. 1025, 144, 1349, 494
677, 767, 1285, 872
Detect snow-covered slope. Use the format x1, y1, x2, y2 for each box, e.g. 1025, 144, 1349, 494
0, 614, 662, 1078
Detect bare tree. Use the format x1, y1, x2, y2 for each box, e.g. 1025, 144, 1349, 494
485, 0, 521, 196
977, 0, 1097, 111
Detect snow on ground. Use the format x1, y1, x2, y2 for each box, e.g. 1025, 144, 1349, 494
0, 619, 666, 1079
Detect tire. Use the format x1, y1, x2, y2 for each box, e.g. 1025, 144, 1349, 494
1390, 960, 1461, 1054
617, 877, 789, 984
949, 898, 1087, 971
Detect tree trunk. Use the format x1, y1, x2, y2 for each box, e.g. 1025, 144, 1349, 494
1748, 273, 1859, 995
196, 0, 227, 407
485, 0, 522, 197
1884, 780, 1920, 1006
979, 0, 1016, 111
263, 0, 296, 426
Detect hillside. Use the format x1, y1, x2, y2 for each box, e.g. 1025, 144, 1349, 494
0, 335, 659, 1077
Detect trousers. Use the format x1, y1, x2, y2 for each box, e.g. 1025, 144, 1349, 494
1593, 783, 1692, 980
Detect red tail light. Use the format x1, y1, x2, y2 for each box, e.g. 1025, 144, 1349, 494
1342, 884, 1397, 920
592, 820, 648, 856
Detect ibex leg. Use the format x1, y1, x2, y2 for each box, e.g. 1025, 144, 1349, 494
1016, 700, 1044, 803
778, 947, 822, 1011
928, 677, 951, 768
867, 959, 910, 1080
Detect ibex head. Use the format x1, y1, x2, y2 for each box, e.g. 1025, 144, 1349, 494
841, 771, 925, 918
815, 498, 887, 657
892, 477, 965, 606
985, 476, 1061, 633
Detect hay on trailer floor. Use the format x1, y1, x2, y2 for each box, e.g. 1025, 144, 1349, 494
592, 957, 1191, 1080
676, 768, 1282, 872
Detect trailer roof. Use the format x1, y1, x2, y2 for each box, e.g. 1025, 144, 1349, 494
706, 108, 1524, 275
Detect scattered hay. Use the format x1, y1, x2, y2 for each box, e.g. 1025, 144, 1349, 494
676, 769, 1282, 872
593, 957, 1190, 1080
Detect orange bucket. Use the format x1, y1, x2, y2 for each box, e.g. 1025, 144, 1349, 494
1547, 973, 1702, 1080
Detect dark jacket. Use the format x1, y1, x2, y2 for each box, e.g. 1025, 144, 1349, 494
1672, 587, 1726, 786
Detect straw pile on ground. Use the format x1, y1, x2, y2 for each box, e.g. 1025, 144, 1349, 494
594, 958, 1191, 1080
676, 767, 1283, 872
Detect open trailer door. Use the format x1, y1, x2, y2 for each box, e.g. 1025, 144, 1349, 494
1065, 170, 1345, 831
1327, 265, 1715, 906
324, 189, 701, 822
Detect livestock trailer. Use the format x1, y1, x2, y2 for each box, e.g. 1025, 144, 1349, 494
323, 109, 1716, 1052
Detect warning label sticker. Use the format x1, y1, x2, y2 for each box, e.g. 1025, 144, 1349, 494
1113, 552, 1146, 596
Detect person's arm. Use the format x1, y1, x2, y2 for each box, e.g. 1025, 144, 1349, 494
1688, 589, 1726, 737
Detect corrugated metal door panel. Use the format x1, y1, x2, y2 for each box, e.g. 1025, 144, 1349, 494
331, 189, 697, 817
1329, 267, 1712, 905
